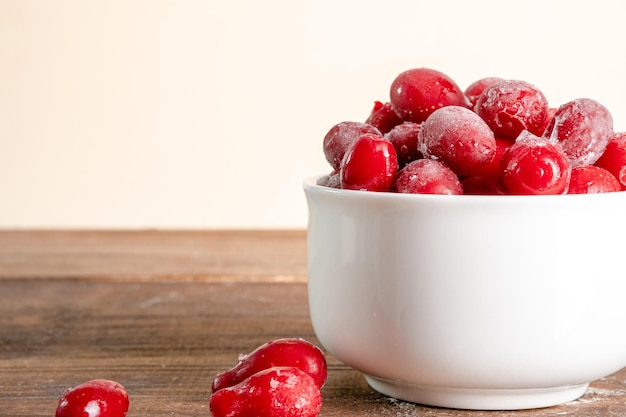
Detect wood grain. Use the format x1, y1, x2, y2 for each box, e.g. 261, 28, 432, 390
0, 231, 624, 417
0, 230, 307, 282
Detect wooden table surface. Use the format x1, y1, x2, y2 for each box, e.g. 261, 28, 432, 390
1, 230, 624, 417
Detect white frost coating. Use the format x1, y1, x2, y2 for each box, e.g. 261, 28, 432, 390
476, 79, 548, 140
269, 377, 280, 389
545, 98, 614, 166
572, 386, 626, 404
84, 400, 101, 417
418, 105, 495, 176
284, 373, 300, 388
294, 393, 311, 409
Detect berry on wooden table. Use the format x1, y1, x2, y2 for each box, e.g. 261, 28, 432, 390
209, 367, 322, 417
55, 379, 129, 417
212, 338, 327, 392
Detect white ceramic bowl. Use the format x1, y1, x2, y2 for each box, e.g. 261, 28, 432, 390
303, 175, 626, 410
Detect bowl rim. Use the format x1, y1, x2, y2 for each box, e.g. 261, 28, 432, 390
303, 174, 626, 204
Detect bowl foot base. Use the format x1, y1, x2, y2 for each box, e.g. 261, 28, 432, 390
365, 375, 589, 410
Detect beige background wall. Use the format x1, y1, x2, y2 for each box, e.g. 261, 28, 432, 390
1, 0, 625, 229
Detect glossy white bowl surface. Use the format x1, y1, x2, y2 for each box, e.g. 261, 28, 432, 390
304, 175, 626, 410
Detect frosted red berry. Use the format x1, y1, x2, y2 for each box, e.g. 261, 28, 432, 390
212, 338, 327, 393
390, 67, 470, 123
418, 106, 496, 177
320, 171, 341, 189
365, 100, 403, 134
543, 98, 614, 166
340, 133, 398, 191
464, 77, 503, 107
470, 137, 514, 179
595, 132, 626, 190
393, 159, 463, 195
209, 367, 322, 417
55, 379, 129, 417
474, 79, 549, 140
501, 132, 571, 195
461, 176, 509, 195
567, 165, 620, 194
384, 121, 422, 167
323, 121, 382, 171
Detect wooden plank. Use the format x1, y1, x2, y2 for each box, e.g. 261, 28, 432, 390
0, 231, 625, 416
0, 230, 307, 282
1, 279, 625, 417
0, 280, 315, 417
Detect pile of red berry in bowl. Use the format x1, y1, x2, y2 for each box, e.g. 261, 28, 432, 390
318, 67, 626, 195
303, 67, 626, 410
